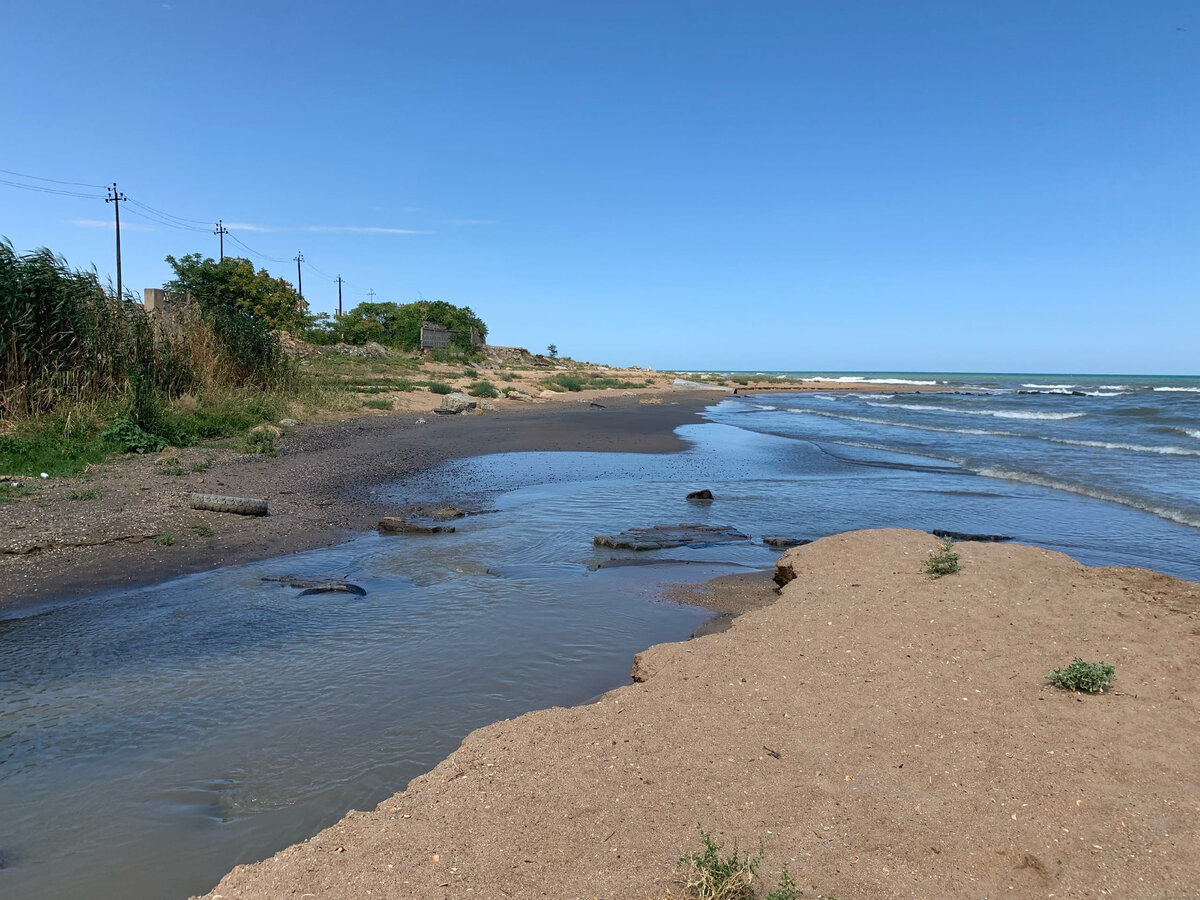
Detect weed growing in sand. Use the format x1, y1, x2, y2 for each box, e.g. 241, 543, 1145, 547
243, 429, 276, 455
427, 381, 454, 395
1046, 658, 1115, 693
189, 523, 213, 537
190, 457, 214, 473
678, 827, 761, 900
156, 459, 185, 476
68, 488, 101, 500
764, 867, 800, 900
467, 380, 499, 398
362, 398, 393, 410
155, 533, 175, 546
924, 536, 960, 578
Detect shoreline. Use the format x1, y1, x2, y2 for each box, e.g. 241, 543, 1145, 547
198, 530, 1200, 899
0, 391, 713, 614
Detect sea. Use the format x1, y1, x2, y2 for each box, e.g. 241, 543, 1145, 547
1, 371, 1197, 900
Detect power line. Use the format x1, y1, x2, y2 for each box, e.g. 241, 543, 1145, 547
125, 198, 212, 227
226, 233, 291, 264
0, 167, 107, 189
122, 205, 210, 233
214, 220, 229, 260
0, 177, 105, 200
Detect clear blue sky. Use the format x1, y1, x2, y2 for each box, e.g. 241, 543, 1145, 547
2, 1, 1196, 373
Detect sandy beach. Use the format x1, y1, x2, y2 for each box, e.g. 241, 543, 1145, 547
194, 529, 1200, 899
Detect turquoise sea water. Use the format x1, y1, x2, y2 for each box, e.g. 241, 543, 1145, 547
1, 372, 1197, 899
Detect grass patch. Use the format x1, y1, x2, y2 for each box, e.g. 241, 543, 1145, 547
924, 536, 960, 578
243, 429, 276, 455
0, 482, 35, 502
1046, 658, 1115, 693
190, 457, 214, 473
156, 459, 185, 476
155, 533, 175, 547
189, 523, 213, 537
467, 380, 499, 399
427, 381, 454, 395
540, 373, 651, 393
68, 488, 101, 501
362, 398, 393, 410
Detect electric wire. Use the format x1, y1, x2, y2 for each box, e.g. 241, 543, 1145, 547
0, 167, 107, 189
0, 178, 105, 200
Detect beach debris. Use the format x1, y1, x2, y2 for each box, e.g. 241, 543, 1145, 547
773, 556, 801, 589
378, 518, 456, 535
686, 488, 714, 502
763, 536, 813, 549
763, 745, 782, 760
593, 523, 749, 551
435, 392, 476, 415
589, 401, 606, 408
189, 493, 269, 516
931, 529, 1011, 542
297, 582, 367, 597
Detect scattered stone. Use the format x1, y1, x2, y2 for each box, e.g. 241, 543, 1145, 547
763, 536, 813, 549
429, 506, 468, 521
931, 529, 1012, 543
278, 418, 299, 428
414, 417, 427, 425
378, 518, 456, 535
505, 389, 534, 402
686, 489, 714, 502
328, 341, 390, 358
593, 524, 749, 551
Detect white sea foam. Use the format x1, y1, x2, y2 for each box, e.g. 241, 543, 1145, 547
864, 402, 1084, 421
797, 376, 939, 386
1099, 385, 1132, 390
1022, 383, 1076, 389
1153, 386, 1200, 393
1176, 428, 1200, 441
1028, 388, 1128, 397
972, 467, 1200, 529
1047, 438, 1200, 457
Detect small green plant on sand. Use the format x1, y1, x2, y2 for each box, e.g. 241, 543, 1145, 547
1046, 658, 1115, 693
68, 488, 101, 501
427, 381, 454, 395
189, 523, 213, 537
155, 533, 175, 547
924, 536, 960, 578
0, 482, 35, 502
764, 867, 800, 900
362, 398, 393, 410
678, 827, 761, 900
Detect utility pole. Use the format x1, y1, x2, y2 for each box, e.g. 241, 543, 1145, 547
293, 251, 304, 299
336, 275, 343, 318
105, 182, 127, 299
214, 220, 228, 260
367, 288, 376, 302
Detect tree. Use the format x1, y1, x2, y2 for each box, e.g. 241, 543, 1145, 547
547, 344, 558, 358
335, 299, 487, 352
164, 254, 309, 331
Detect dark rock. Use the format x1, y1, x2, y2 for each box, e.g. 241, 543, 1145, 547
686, 489, 715, 502
763, 536, 813, 549
378, 518, 456, 534
297, 582, 367, 597
589, 401, 607, 408
593, 523, 748, 551
931, 529, 1012, 543
773, 558, 799, 589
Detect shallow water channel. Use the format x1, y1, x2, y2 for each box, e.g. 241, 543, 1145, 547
3, 419, 1198, 899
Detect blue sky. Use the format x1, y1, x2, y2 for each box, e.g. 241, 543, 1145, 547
2, 1, 1196, 373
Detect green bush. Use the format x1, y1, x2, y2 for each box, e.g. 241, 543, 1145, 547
427, 381, 454, 395
678, 827, 760, 900
924, 537, 961, 578
467, 380, 499, 398
1046, 658, 1115, 693
363, 398, 393, 410
101, 417, 165, 455
243, 429, 276, 455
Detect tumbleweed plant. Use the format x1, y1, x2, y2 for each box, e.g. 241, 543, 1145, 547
924, 536, 961, 578
1046, 658, 1115, 693
678, 827, 761, 900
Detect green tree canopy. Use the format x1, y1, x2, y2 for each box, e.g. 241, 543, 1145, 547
164, 254, 308, 331
336, 299, 487, 351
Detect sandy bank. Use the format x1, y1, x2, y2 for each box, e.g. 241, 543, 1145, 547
198, 529, 1200, 899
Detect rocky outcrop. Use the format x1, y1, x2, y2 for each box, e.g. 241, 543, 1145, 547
437, 393, 476, 415
378, 518, 456, 534
685, 489, 714, 502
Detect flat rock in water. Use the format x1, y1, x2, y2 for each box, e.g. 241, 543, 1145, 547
593, 523, 749, 551
297, 582, 367, 597
931, 529, 1012, 543
378, 518, 456, 535
763, 536, 814, 549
